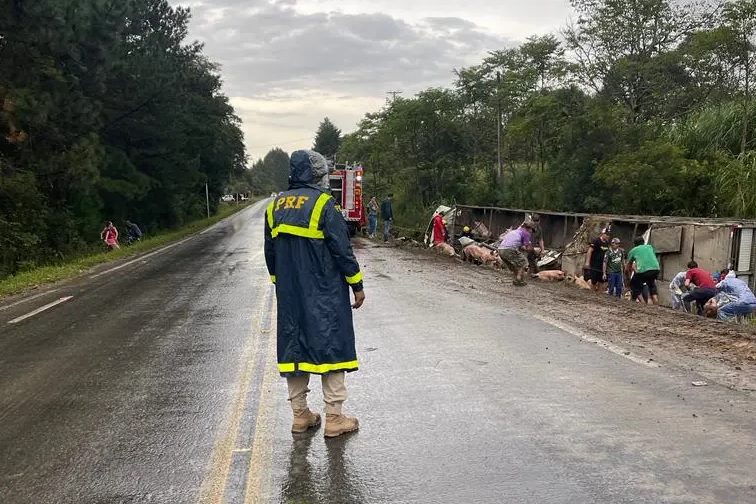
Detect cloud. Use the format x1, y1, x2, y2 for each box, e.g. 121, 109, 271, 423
175, 0, 512, 159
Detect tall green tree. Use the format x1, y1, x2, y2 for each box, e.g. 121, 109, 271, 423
0, 0, 246, 277
248, 148, 290, 194
313, 117, 342, 157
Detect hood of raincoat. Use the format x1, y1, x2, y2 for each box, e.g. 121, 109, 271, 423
289, 150, 329, 190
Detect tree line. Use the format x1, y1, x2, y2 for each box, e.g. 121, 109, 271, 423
337, 0, 756, 228
0, 0, 246, 278
237, 118, 343, 196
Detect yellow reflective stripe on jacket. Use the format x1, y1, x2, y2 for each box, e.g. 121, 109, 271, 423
266, 201, 275, 230
309, 193, 332, 230
270, 275, 276, 284
275, 224, 324, 239
277, 360, 359, 374
345, 271, 363, 284
269, 193, 332, 240
278, 363, 295, 373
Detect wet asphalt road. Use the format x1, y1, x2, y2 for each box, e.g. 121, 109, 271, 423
1, 199, 755, 504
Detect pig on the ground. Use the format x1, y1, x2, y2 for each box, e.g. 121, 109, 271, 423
434, 242, 456, 256
463, 245, 502, 267
573, 276, 592, 290
534, 270, 565, 282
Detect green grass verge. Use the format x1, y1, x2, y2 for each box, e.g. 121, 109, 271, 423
0, 202, 257, 300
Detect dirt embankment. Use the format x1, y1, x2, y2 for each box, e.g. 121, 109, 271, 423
375, 240, 756, 393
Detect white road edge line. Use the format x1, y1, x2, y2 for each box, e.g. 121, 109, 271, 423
91, 203, 262, 278
0, 288, 59, 312
532, 313, 660, 369
8, 296, 74, 324
88, 237, 193, 279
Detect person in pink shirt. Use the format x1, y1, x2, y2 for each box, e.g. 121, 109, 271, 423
100, 221, 120, 251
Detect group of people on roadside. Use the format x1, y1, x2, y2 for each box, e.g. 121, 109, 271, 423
583, 232, 662, 305
582, 230, 755, 322
669, 262, 756, 322
366, 195, 394, 242
99, 220, 143, 251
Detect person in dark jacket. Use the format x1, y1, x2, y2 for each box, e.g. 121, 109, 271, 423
265, 149, 365, 438
380, 194, 394, 242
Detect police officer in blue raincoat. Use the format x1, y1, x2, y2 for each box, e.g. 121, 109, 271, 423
264, 150, 365, 438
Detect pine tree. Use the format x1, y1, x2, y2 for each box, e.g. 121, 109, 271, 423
313, 117, 342, 157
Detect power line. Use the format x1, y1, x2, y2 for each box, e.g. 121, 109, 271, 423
386, 90, 403, 103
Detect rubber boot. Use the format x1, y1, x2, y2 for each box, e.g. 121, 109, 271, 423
324, 413, 359, 438
291, 408, 321, 434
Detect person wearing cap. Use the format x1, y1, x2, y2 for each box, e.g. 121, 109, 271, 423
497, 221, 534, 286
584, 229, 610, 291
527, 214, 546, 274
265, 149, 365, 438
461, 225, 474, 239
602, 237, 626, 298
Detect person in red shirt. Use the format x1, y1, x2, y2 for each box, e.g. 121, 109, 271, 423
431, 211, 448, 245
682, 260, 717, 315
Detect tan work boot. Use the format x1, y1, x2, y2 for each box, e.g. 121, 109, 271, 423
291, 408, 321, 434
324, 413, 359, 438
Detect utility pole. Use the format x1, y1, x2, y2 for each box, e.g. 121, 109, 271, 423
386, 90, 403, 103
205, 182, 210, 218
496, 71, 502, 179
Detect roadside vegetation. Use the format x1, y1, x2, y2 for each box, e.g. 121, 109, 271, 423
333, 0, 756, 230
0, 202, 252, 299
0, 1, 247, 280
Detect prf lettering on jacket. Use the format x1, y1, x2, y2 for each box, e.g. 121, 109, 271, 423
275, 196, 310, 211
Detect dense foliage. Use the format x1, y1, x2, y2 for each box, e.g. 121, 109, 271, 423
237, 148, 290, 195
338, 0, 756, 228
0, 0, 246, 277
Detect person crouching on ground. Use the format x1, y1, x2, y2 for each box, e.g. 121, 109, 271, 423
715, 271, 756, 322
669, 271, 690, 311
264, 149, 365, 438
626, 237, 660, 304
602, 237, 625, 298
497, 221, 534, 287
100, 221, 120, 251
682, 261, 718, 315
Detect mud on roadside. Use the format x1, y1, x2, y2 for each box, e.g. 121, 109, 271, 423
367, 239, 756, 393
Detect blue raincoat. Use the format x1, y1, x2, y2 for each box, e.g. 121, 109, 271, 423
264, 150, 364, 377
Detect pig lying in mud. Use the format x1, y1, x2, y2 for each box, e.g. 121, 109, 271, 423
463, 244, 503, 268
533, 270, 565, 282
565, 274, 592, 290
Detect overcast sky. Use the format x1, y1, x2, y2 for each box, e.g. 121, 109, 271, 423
172, 0, 572, 160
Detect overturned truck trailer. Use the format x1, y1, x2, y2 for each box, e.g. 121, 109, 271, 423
452, 205, 756, 307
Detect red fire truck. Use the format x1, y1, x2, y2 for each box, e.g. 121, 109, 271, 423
329, 163, 367, 236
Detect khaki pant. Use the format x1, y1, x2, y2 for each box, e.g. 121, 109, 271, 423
287, 372, 347, 415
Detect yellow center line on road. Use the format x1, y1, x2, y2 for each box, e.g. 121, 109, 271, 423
244, 301, 278, 504
196, 251, 270, 504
